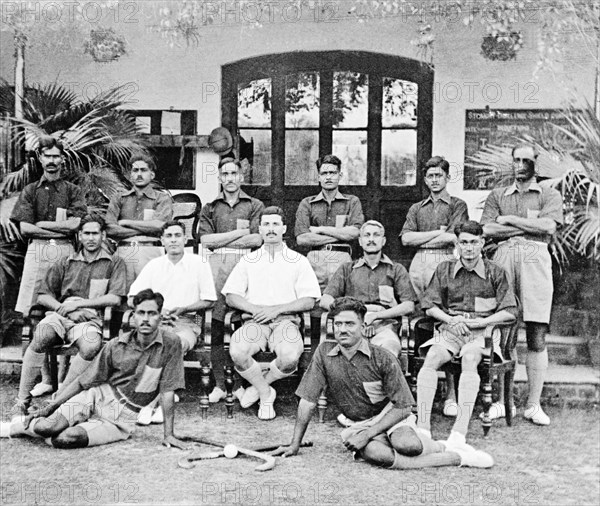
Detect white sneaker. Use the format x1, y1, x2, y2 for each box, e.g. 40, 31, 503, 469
151, 406, 164, 424
240, 386, 260, 408
137, 405, 153, 425
174, 393, 180, 403
0, 421, 12, 438
30, 383, 53, 397
337, 413, 357, 427
233, 387, 245, 402
416, 427, 432, 439
524, 404, 550, 426
479, 402, 517, 420
443, 400, 458, 417
257, 387, 276, 420
452, 444, 494, 468
445, 430, 467, 449
208, 387, 227, 403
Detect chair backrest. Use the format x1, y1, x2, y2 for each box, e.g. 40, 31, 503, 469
172, 193, 202, 251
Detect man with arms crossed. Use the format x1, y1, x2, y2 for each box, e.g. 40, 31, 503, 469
273, 297, 493, 469
11, 135, 87, 397
400, 156, 469, 417
12, 215, 126, 415
2, 289, 187, 450
416, 221, 517, 446
481, 143, 563, 426
223, 206, 320, 420
199, 157, 264, 403
105, 154, 173, 291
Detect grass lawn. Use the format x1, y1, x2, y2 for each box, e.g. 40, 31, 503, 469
1, 373, 598, 506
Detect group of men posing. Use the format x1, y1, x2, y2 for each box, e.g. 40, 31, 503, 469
1, 135, 562, 471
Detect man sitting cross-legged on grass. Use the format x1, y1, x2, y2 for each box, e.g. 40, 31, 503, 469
416, 220, 517, 447
1, 289, 188, 450
273, 297, 494, 469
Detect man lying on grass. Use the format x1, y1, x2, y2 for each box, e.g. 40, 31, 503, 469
273, 297, 494, 469
1, 289, 187, 450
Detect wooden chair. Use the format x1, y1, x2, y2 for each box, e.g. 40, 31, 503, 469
21, 305, 114, 391
408, 316, 519, 436
217, 310, 316, 418
172, 192, 202, 253
316, 313, 412, 422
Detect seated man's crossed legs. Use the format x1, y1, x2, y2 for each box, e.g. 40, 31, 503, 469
16, 313, 103, 412
416, 330, 487, 446
229, 317, 303, 420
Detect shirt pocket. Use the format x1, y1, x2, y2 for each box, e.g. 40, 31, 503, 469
378, 285, 397, 306
335, 215, 348, 228
135, 366, 163, 393
89, 278, 109, 299
363, 380, 386, 404
474, 297, 497, 313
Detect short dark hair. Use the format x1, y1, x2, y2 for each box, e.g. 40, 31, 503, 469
37, 135, 64, 154
161, 220, 186, 235
129, 153, 156, 172
218, 157, 242, 170
78, 214, 106, 232
454, 220, 483, 237
329, 297, 367, 321
316, 154, 342, 172
511, 143, 538, 160
132, 289, 164, 313
260, 206, 286, 225
424, 156, 450, 175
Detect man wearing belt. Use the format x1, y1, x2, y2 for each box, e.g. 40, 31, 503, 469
105, 154, 173, 291
273, 297, 494, 469
416, 221, 517, 447
11, 135, 87, 397
223, 206, 321, 420
198, 158, 264, 403
295, 154, 364, 339
481, 144, 563, 426
400, 156, 469, 417
2, 289, 187, 450
12, 215, 126, 415
128, 220, 217, 423
320, 220, 416, 357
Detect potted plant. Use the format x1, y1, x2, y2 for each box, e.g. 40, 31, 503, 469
83, 28, 127, 63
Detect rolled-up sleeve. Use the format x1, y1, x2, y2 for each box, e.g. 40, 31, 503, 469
539, 188, 564, 225
221, 260, 248, 297
393, 264, 417, 302
294, 258, 321, 299
480, 190, 501, 225
11, 186, 35, 224
400, 204, 419, 235
294, 198, 312, 237
347, 196, 364, 228
154, 192, 174, 222
68, 185, 87, 218
198, 204, 216, 237
107, 256, 127, 298
295, 346, 327, 403
420, 265, 445, 310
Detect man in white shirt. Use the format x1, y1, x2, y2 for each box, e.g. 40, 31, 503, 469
128, 220, 217, 423
222, 206, 321, 420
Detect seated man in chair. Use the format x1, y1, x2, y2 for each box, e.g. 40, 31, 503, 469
12, 215, 126, 415
2, 289, 187, 450
416, 221, 517, 447
222, 206, 321, 420
274, 297, 494, 469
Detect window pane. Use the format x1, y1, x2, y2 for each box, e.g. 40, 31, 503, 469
285, 130, 319, 185
161, 111, 181, 135
238, 79, 271, 128
333, 71, 368, 129
381, 130, 417, 186
332, 130, 367, 185
286, 73, 320, 128
382, 78, 418, 128
238, 129, 271, 185
135, 116, 151, 134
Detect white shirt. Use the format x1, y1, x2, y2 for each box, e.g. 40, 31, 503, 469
222, 244, 321, 306
129, 253, 217, 310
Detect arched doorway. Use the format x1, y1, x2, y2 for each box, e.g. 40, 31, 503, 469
222, 50, 433, 264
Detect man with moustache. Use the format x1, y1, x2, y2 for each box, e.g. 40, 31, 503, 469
198, 157, 264, 404
11, 215, 126, 415
2, 289, 187, 450
400, 156, 469, 418
11, 135, 87, 397
273, 297, 494, 469
105, 154, 173, 291
223, 206, 320, 420
481, 144, 563, 426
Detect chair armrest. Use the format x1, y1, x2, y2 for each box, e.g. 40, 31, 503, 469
102, 306, 112, 341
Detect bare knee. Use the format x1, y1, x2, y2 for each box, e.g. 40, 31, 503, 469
51, 426, 89, 449
33, 415, 69, 438
77, 339, 102, 360
360, 440, 395, 467
229, 339, 254, 368
423, 346, 450, 370
390, 427, 423, 457
31, 323, 59, 352
276, 345, 302, 373
460, 351, 481, 371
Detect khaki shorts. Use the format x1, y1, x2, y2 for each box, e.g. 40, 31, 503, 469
37, 311, 102, 346
231, 315, 303, 355
53, 384, 138, 447
420, 325, 503, 361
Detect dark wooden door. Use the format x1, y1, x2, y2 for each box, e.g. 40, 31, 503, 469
222, 51, 433, 266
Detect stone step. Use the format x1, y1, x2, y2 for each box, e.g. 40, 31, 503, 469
516, 329, 592, 366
